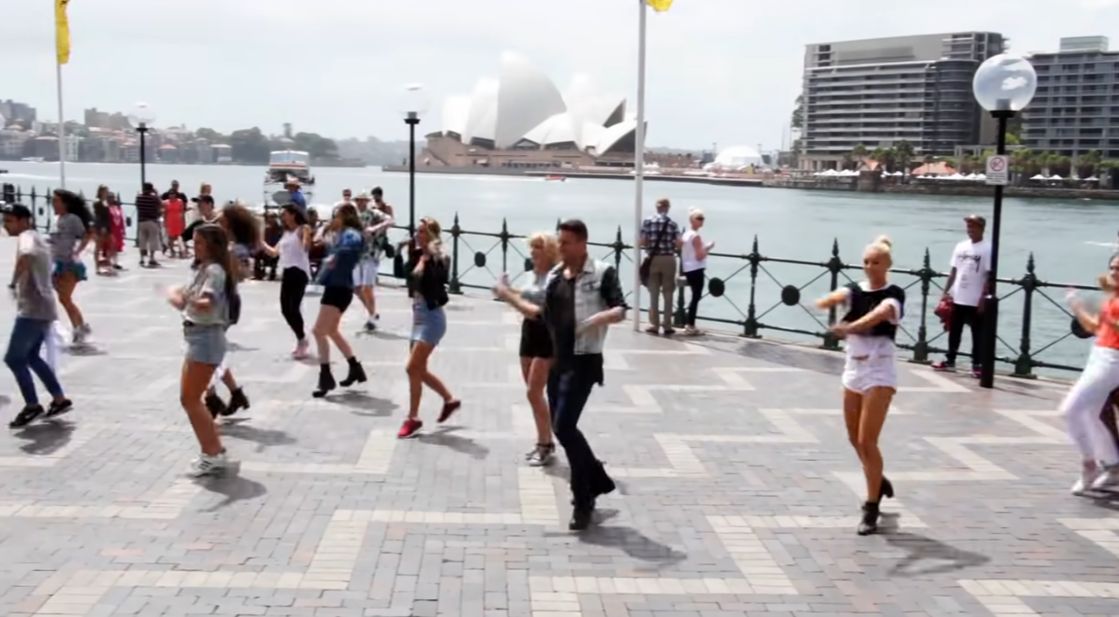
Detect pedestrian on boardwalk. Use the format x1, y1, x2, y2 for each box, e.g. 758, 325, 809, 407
353, 192, 394, 332
372, 187, 395, 218
311, 204, 367, 398
286, 179, 307, 211
816, 235, 902, 536
397, 217, 461, 439
163, 190, 187, 258
256, 203, 313, 359
50, 189, 94, 345
202, 202, 256, 418
334, 188, 353, 212
135, 182, 163, 268
681, 208, 714, 336
498, 232, 559, 465
1063, 255, 1119, 494
932, 215, 991, 377
161, 180, 189, 208
639, 198, 682, 336
165, 223, 239, 477
92, 185, 115, 276
495, 219, 624, 530
107, 193, 125, 271
4, 204, 73, 428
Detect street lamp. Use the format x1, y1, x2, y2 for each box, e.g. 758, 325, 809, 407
972, 54, 1037, 388
400, 84, 428, 237
129, 102, 156, 187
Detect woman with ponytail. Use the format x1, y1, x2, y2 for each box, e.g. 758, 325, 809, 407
1063, 254, 1119, 494
816, 235, 904, 535
50, 189, 95, 345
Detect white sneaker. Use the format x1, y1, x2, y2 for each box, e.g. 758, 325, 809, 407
1090, 466, 1119, 491
187, 451, 240, 478
1072, 467, 1104, 495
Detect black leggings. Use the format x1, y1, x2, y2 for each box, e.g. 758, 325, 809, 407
280, 267, 309, 340
685, 268, 705, 327
946, 302, 981, 366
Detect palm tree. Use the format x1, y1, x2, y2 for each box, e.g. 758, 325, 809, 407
852, 143, 869, 169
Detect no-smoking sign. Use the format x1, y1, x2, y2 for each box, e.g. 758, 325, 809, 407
986, 155, 1009, 186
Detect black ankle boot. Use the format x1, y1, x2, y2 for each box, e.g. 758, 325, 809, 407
569, 503, 594, 531
339, 357, 367, 387
880, 477, 894, 501
205, 391, 227, 418
313, 365, 336, 398
857, 501, 880, 536
223, 388, 250, 416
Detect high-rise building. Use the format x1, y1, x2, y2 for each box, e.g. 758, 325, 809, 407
0, 100, 37, 127
1021, 37, 1119, 160
800, 32, 1005, 170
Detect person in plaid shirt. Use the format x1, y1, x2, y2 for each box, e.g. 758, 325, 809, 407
640, 198, 682, 335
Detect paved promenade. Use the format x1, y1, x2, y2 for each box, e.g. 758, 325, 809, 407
0, 238, 1117, 617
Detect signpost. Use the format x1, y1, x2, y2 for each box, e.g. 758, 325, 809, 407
986, 155, 1009, 186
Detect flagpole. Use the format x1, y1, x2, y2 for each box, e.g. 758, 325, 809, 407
55, 60, 66, 188
632, 0, 647, 332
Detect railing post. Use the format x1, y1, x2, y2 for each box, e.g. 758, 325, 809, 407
500, 218, 510, 275
29, 186, 38, 231
822, 238, 842, 351
743, 235, 760, 338
1013, 253, 1037, 379
449, 213, 462, 294
612, 226, 624, 272
910, 248, 933, 364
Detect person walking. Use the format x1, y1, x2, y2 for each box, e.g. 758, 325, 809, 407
1063, 255, 1119, 494
681, 208, 714, 336
932, 215, 991, 377
165, 223, 239, 477
135, 182, 163, 268
397, 217, 461, 439
107, 193, 125, 271
372, 186, 395, 218
163, 190, 187, 258
639, 198, 682, 336
353, 192, 394, 332
286, 179, 307, 211
4, 204, 73, 428
816, 236, 903, 536
494, 219, 625, 530
257, 203, 313, 359
92, 185, 114, 276
500, 232, 559, 466
50, 189, 94, 345
310, 204, 367, 398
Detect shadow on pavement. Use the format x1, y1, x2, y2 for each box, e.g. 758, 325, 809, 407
197, 474, 268, 511
735, 341, 843, 375
219, 419, 297, 452
15, 420, 75, 455
417, 426, 489, 460
227, 342, 259, 353
884, 531, 990, 577
577, 523, 688, 570
66, 344, 107, 357
326, 391, 397, 416
357, 330, 410, 343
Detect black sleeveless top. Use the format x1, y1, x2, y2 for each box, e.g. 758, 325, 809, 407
841, 282, 905, 340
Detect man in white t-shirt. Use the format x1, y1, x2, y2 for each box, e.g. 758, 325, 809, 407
933, 214, 991, 377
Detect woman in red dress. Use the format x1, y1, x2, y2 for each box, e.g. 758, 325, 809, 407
108, 195, 125, 270
164, 194, 186, 258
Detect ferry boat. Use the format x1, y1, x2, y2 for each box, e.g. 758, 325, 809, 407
263, 150, 315, 206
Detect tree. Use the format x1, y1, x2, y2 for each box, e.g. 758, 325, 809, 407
196, 127, 225, 142
894, 141, 914, 181
1076, 150, 1102, 178
292, 132, 339, 160
230, 127, 271, 164
790, 94, 804, 131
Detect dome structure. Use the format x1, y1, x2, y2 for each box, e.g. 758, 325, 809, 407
439, 53, 633, 156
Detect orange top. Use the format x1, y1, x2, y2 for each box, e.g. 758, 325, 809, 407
1097, 296, 1119, 350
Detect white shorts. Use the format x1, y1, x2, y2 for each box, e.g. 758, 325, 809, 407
841, 354, 898, 394
353, 258, 380, 288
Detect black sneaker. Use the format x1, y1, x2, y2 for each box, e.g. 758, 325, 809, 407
222, 388, 250, 416
569, 505, 594, 531
44, 398, 73, 418
10, 405, 44, 428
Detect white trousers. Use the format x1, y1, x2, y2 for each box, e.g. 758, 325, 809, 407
1061, 346, 1119, 464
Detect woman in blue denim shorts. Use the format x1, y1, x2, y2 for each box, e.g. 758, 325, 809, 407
397, 217, 461, 439
50, 190, 94, 345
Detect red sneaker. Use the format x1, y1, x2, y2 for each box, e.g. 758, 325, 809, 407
437, 400, 462, 424
931, 361, 956, 372
398, 418, 423, 439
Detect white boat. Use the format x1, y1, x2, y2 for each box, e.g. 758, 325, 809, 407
263, 150, 315, 206
20, 156, 45, 163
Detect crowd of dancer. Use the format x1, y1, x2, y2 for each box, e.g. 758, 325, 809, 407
5, 185, 1119, 533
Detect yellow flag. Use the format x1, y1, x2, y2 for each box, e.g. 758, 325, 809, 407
646, 0, 673, 11
55, 0, 71, 65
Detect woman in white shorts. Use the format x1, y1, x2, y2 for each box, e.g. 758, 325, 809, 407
817, 235, 904, 536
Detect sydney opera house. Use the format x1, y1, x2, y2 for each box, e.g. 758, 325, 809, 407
424, 52, 639, 170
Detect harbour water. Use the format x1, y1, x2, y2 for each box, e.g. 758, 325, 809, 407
4, 161, 1116, 374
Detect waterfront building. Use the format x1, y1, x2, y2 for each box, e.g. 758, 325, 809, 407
0, 99, 37, 127
1022, 37, 1119, 161
427, 52, 637, 170
800, 32, 1005, 171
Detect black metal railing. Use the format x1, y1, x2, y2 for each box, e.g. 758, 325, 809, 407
3, 184, 1094, 377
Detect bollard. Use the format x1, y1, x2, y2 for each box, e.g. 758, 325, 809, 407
1012, 253, 1037, 379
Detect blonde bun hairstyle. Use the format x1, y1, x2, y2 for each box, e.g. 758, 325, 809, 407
867, 235, 894, 265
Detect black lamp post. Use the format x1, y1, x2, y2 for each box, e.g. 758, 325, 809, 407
401, 84, 427, 238
131, 102, 155, 188
971, 54, 1037, 388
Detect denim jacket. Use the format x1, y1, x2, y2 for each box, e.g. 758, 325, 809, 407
317, 228, 363, 288
545, 258, 626, 355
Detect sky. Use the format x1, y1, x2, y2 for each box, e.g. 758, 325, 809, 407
2, 0, 1118, 151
